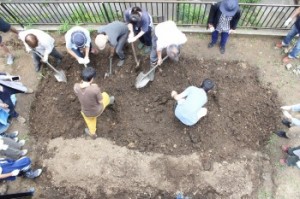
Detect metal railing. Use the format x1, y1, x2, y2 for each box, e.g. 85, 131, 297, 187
0, 1, 299, 30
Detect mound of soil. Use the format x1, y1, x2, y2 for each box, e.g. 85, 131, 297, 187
29, 48, 281, 162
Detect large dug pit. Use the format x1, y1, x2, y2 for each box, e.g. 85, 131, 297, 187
29, 46, 281, 198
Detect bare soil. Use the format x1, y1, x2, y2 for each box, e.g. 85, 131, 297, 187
1, 32, 300, 199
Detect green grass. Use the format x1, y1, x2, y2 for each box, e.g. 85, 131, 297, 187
58, 21, 71, 34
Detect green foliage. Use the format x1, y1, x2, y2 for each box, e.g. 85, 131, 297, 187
177, 3, 208, 25
58, 21, 71, 34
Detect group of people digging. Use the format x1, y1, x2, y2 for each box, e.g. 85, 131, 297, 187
1, 0, 300, 182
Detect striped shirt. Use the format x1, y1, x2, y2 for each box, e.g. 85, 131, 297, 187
216, 14, 232, 32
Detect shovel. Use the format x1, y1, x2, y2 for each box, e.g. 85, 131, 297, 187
131, 43, 140, 69
135, 56, 168, 89
104, 57, 113, 78
33, 50, 67, 83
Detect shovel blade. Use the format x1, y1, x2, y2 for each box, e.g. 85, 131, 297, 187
135, 72, 150, 89
54, 70, 67, 83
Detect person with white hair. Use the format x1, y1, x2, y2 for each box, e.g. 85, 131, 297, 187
95, 21, 129, 67
149, 20, 187, 81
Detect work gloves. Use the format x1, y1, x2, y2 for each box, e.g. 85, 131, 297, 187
78, 57, 90, 65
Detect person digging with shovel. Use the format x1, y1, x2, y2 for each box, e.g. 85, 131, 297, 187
74, 67, 115, 139
65, 26, 98, 67
19, 29, 63, 72
149, 20, 187, 81
125, 6, 153, 54
95, 21, 129, 67
171, 79, 215, 126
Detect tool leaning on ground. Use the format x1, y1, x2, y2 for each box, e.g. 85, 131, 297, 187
135, 56, 168, 89
32, 50, 67, 83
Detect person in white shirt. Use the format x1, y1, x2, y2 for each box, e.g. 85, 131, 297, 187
19, 29, 62, 72
65, 26, 98, 66
149, 21, 187, 81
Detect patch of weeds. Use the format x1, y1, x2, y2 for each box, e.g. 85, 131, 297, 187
274, 162, 286, 172
258, 189, 272, 199
58, 21, 70, 34
266, 133, 278, 154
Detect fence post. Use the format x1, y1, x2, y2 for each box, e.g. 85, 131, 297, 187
102, 2, 111, 23
0, 3, 24, 28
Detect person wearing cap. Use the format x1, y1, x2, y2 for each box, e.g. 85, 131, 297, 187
207, 0, 241, 54
95, 21, 129, 67
19, 29, 63, 72
171, 79, 215, 126
280, 145, 300, 169
0, 18, 18, 65
65, 26, 97, 65
124, 6, 153, 54
276, 7, 300, 63
74, 67, 115, 139
149, 20, 187, 81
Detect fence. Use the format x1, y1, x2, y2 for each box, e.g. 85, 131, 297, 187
0, 0, 299, 30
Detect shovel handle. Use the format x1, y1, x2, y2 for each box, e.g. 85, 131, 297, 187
131, 43, 139, 65
144, 56, 168, 76
32, 50, 61, 74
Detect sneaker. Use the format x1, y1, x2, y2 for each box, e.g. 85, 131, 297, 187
144, 46, 151, 54
117, 59, 125, 67
20, 149, 28, 156
109, 96, 115, 105
25, 169, 42, 179
25, 88, 34, 94
13, 137, 19, 142
281, 145, 289, 153
208, 43, 215, 48
6, 54, 14, 65
138, 43, 144, 50
275, 131, 289, 139
275, 42, 288, 48
34, 64, 41, 72
283, 56, 293, 63
149, 65, 155, 81
17, 116, 26, 124
18, 140, 26, 147
282, 119, 292, 128
220, 46, 226, 54
6, 131, 18, 138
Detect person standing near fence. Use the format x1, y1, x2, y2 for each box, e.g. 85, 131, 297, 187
276, 7, 300, 63
74, 67, 115, 139
207, 0, 241, 54
19, 29, 63, 72
125, 6, 153, 54
95, 21, 129, 67
0, 18, 18, 65
149, 20, 187, 81
65, 26, 98, 66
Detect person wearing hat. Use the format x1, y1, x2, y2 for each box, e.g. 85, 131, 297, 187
95, 21, 129, 67
149, 20, 187, 81
65, 26, 98, 65
74, 67, 115, 139
124, 6, 153, 54
0, 18, 18, 65
19, 29, 63, 72
171, 79, 215, 126
276, 7, 300, 63
207, 0, 241, 54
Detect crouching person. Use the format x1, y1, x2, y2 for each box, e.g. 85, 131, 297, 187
0, 156, 42, 181
171, 79, 215, 126
74, 67, 115, 139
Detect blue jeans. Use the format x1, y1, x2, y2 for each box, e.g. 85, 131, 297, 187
283, 25, 300, 58
211, 30, 229, 48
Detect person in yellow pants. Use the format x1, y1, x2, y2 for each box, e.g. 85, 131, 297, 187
74, 67, 115, 139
